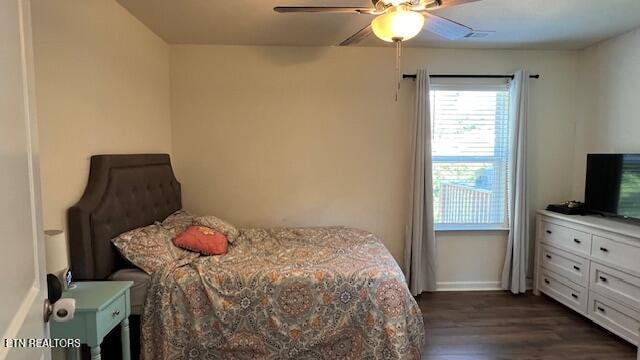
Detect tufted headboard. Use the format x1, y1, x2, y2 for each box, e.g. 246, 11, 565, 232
67, 154, 181, 280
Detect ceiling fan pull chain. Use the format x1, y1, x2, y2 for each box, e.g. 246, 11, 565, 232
399, 40, 402, 92
395, 39, 402, 101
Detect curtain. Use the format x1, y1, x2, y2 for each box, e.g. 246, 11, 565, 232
501, 70, 530, 294
405, 68, 437, 296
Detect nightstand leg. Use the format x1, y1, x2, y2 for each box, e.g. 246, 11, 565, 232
90, 345, 101, 360
121, 318, 131, 360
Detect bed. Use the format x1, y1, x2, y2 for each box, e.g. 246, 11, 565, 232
68, 154, 424, 359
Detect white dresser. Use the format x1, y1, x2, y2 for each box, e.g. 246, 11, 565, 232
534, 210, 640, 356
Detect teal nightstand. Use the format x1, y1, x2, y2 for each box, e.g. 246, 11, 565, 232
50, 281, 133, 360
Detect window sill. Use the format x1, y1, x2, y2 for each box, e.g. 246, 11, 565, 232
434, 224, 510, 232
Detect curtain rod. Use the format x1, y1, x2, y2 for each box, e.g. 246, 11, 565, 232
402, 74, 540, 80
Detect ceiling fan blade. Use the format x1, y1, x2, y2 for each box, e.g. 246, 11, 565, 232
433, 0, 482, 9
339, 24, 373, 46
422, 12, 473, 40
274, 6, 374, 14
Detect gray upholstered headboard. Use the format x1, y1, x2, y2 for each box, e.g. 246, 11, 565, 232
67, 154, 181, 280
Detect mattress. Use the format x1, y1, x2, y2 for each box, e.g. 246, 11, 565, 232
109, 268, 150, 315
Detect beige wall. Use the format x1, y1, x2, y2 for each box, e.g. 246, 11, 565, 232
170, 45, 579, 288
436, 231, 507, 290
29, 0, 587, 288
572, 27, 640, 199
32, 0, 172, 232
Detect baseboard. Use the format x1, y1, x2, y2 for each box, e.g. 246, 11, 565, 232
436, 281, 503, 291
527, 277, 534, 290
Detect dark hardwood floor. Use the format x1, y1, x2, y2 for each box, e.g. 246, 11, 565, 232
416, 291, 637, 360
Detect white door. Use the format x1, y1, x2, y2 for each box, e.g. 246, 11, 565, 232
0, 0, 49, 359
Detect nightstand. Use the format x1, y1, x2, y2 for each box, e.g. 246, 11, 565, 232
50, 281, 133, 360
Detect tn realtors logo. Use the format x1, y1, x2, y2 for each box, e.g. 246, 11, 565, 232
3, 338, 80, 348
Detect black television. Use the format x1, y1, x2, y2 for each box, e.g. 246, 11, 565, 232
585, 154, 640, 222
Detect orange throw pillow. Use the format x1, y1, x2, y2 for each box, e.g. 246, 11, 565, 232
174, 225, 228, 255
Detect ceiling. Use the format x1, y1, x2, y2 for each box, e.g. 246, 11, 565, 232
116, 0, 640, 49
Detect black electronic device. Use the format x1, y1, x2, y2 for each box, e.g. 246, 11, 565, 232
46, 273, 62, 304
546, 201, 586, 215
585, 154, 640, 222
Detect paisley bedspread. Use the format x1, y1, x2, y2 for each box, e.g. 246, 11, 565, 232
141, 226, 425, 359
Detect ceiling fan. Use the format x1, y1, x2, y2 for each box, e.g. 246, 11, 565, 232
274, 0, 482, 100
273, 0, 481, 46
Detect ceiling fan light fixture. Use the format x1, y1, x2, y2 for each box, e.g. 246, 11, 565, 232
371, 7, 425, 42
380, 0, 404, 5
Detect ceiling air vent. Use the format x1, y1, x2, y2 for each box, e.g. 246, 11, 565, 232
464, 31, 492, 39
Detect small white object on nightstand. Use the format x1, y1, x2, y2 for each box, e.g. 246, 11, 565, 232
45, 229, 69, 274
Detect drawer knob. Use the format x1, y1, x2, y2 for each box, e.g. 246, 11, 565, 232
597, 306, 606, 313
571, 293, 578, 299
546, 230, 552, 234
600, 247, 609, 253
573, 238, 581, 244
573, 265, 580, 271
545, 254, 552, 259
544, 278, 550, 284
112, 309, 120, 317
599, 276, 608, 282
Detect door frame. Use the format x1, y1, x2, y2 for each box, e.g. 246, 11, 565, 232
0, 0, 49, 358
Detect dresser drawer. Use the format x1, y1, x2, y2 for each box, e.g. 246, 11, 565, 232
588, 291, 640, 345
540, 245, 589, 287
592, 235, 640, 275
540, 221, 591, 256
590, 261, 640, 312
97, 294, 126, 337
538, 268, 587, 314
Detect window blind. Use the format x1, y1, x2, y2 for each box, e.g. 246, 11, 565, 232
430, 79, 511, 229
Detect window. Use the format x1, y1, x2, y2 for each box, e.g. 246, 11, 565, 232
430, 79, 511, 230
